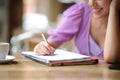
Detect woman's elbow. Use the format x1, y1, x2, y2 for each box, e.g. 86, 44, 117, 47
104, 52, 120, 64
104, 55, 113, 64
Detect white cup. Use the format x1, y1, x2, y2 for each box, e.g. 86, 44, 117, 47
0, 42, 9, 60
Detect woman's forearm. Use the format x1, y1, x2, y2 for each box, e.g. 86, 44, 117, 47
104, 6, 120, 63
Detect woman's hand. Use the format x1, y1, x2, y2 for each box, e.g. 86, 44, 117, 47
34, 41, 55, 56
110, 0, 120, 10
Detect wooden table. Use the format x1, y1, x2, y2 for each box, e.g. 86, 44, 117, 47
0, 55, 120, 80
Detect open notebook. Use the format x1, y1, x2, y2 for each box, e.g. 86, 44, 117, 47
22, 49, 98, 66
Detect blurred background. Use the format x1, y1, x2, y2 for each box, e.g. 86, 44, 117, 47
0, 0, 87, 55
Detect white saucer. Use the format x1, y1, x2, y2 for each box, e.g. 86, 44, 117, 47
0, 55, 15, 63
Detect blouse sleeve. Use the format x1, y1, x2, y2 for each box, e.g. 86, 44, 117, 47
48, 3, 86, 43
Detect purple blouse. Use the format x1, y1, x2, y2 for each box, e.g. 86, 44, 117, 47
48, 2, 103, 57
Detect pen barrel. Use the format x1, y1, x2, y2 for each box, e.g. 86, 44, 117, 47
41, 33, 47, 42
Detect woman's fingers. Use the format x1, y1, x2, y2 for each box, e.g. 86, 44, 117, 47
34, 41, 55, 56
42, 42, 55, 55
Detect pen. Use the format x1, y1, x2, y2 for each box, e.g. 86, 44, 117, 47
41, 33, 47, 43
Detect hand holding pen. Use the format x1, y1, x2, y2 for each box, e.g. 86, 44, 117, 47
34, 33, 55, 56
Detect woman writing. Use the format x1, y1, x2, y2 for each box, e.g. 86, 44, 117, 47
34, 0, 120, 64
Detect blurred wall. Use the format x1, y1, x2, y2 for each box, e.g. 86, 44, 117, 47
35, 0, 62, 22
